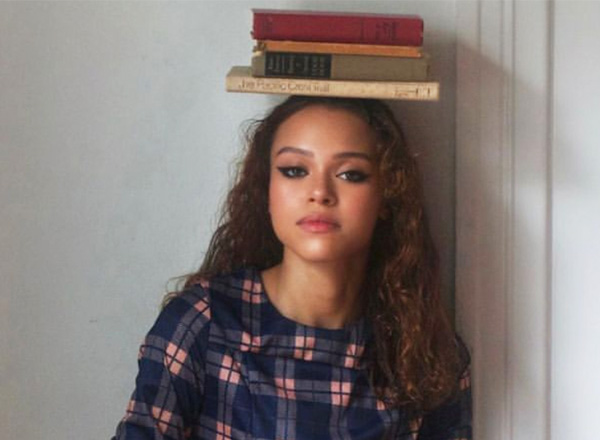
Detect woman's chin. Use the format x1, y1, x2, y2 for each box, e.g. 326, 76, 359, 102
285, 244, 369, 266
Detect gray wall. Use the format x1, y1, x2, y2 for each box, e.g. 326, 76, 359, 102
0, 2, 456, 439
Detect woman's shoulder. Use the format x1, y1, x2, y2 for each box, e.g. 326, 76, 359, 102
160, 267, 260, 329
145, 285, 212, 351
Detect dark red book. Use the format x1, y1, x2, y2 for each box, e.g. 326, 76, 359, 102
252, 9, 424, 47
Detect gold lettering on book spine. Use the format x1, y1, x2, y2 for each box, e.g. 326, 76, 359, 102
241, 78, 330, 94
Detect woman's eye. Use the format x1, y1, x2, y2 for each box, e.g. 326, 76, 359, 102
338, 170, 369, 183
277, 166, 308, 178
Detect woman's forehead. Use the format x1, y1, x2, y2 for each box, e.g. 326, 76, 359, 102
271, 105, 376, 155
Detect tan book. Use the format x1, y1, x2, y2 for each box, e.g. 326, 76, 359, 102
251, 51, 429, 82
254, 40, 423, 58
225, 66, 439, 101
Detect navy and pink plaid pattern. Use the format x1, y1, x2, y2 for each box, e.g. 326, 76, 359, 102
113, 268, 471, 439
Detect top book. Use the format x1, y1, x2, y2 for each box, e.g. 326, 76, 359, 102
252, 9, 424, 47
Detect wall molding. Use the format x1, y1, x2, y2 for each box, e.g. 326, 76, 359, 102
455, 1, 552, 439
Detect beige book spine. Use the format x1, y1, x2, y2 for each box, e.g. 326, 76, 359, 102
225, 66, 439, 101
255, 40, 423, 58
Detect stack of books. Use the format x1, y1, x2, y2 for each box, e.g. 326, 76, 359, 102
225, 9, 440, 101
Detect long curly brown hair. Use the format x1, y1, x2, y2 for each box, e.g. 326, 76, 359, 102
171, 95, 464, 411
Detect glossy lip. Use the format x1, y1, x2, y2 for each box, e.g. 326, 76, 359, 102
296, 214, 341, 233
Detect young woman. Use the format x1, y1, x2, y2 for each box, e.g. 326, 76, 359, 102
112, 96, 471, 439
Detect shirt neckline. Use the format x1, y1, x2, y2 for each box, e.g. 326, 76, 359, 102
254, 267, 366, 335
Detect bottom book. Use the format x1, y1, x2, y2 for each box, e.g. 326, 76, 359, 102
225, 66, 439, 101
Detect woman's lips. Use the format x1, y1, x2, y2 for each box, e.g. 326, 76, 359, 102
297, 215, 340, 233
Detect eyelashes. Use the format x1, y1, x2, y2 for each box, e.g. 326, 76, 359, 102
276, 166, 308, 178
338, 170, 369, 183
276, 166, 370, 183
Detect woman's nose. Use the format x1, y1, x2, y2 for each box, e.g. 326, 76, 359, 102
308, 175, 337, 206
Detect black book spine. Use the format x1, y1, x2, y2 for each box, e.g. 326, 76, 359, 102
264, 52, 333, 78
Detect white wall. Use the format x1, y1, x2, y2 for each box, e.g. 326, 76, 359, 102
456, 1, 600, 439
0, 2, 457, 439
552, 2, 600, 438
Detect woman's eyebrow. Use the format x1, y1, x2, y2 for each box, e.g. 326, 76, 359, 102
275, 146, 313, 157
275, 146, 373, 162
334, 151, 373, 162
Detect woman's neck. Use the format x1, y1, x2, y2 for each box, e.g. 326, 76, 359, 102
261, 256, 368, 329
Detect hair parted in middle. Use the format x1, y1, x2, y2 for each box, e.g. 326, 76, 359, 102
179, 95, 465, 411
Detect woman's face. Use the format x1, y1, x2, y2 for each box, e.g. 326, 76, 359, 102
268, 105, 384, 265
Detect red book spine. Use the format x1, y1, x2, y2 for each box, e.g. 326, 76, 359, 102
252, 9, 423, 47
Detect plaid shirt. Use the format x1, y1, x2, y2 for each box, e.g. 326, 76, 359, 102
113, 268, 471, 440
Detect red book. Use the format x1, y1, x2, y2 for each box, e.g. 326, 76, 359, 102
252, 9, 424, 47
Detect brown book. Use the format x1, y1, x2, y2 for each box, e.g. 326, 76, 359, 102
251, 50, 430, 81
225, 66, 440, 101
254, 40, 423, 58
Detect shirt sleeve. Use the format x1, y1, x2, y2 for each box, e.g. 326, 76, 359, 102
112, 286, 211, 440
417, 338, 473, 440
